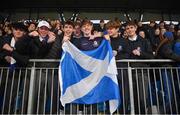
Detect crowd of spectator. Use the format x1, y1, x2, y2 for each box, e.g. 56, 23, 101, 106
0, 18, 180, 61
0, 17, 180, 114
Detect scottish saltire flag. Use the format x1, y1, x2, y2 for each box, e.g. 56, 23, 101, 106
59, 39, 121, 113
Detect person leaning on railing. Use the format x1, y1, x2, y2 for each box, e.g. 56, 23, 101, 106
104, 20, 127, 113
0, 22, 32, 113
42, 20, 76, 113
117, 21, 154, 114
61, 19, 111, 114
28, 20, 56, 61
28, 20, 57, 114
0, 23, 32, 67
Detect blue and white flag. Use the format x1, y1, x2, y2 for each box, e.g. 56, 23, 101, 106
59, 39, 121, 113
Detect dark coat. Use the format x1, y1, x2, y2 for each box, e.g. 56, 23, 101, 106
119, 35, 154, 59
118, 35, 154, 67
0, 35, 32, 67
29, 36, 54, 59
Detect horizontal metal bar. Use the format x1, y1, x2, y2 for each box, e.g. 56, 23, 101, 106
29, 59, 174, 63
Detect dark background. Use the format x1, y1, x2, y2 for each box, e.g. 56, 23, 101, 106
0, 0, 178, 12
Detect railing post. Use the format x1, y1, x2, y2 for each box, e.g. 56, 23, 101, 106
27, 67, 36, 114
127, 65, 135, 114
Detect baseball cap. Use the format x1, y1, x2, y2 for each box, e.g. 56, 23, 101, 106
37, 20, 50, 29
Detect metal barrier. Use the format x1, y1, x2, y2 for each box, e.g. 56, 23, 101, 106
0, 59, 180, 114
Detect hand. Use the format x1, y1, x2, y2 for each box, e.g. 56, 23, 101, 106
89, 32, 102, 40
104, 34, 110, 40
132, 49, 141, 56
58, 30, 62, 35
3, 44, 13, 52
113, 50, 117, 56
29, 31, 39, 37
4, 56, 11, 63
47, 31, 56, 43
63, 35, 71, 42
89, 35, 95, 40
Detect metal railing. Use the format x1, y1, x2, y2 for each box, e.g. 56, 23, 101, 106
0, 59, 179, 114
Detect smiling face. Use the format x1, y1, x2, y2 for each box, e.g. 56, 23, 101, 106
81, 23, 93, 37
63, 24, 74, 37
107, 27, 119, 37
125, 24, 137, 38
38, 26, 49, 38
106, 20, 120, 37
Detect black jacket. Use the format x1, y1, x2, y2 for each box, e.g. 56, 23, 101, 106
118, 35, 154, 67
44, 34, 63, 59
120, 36, 154, 59
110, 35, 126, 60
0, 35, 32, 67
30, 36, 54, 59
